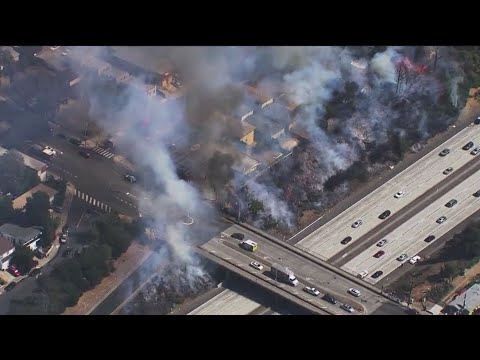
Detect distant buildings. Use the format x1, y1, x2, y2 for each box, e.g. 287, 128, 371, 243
12, 184, 57, 210
0, 235, 15, 270
0, 223, 42, 252
0, 146, 48, 182
443, 283, 480, 315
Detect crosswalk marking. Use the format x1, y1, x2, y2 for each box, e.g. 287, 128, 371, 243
151, 229, 166, 240
92, 147, 115, 159
74, 189, 112, 213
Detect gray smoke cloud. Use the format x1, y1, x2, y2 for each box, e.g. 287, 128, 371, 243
67, 45, 461, 239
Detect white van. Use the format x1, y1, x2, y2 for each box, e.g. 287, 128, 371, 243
357, 270, 369, 279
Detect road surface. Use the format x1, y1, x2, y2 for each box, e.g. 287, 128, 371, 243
188, 288, 262, 315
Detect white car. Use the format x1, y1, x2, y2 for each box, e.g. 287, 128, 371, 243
340, 304, 354, 313
471, 147, 480, 156
60, 233, 68, 244
304, 286, 320, 296
376, 239, 388, 247
397, 254, 408, 261
50, 46, 60, 51
348, 288, 361, 297
394, 191, 405, 198
409, 255, 421, 265
249, 261, 263, 271
351, 220, 363, 228
357, 270, 369, 279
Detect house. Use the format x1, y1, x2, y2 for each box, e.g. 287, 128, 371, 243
0, 147, 49, 182
239, 121, 256, 146
0, 235, 15, 270
12, 184, 58, 210
0, 223, 42, 252
443, 283, 480, 315
232, 153, 260, 176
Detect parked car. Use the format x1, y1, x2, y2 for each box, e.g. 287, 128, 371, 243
304, 286, 320, 296
378, 210, 391, 220
322, 294, 337, 304
351, 220, 363, 228
376, 239, 388, 247
69, 137, 82, 146
249, 261, 263, 271
341, 236, 352, 245
371, 271, 384, 279
341, 304, 354, 313
357, 270, 369, 279
397, 254, 408, 261
60, 233, 68, 244
437, 216, 447, 224
124, 174, 137, 183
8, 265, 20, 277
62, 247, 73, 258
394, 191, 405, 198
443, 167, 454, 175
231, 233, 245, 241
439, 148, 450, 156
348, 288, 361, 297
5, 282, 17, 291
78, 151, 91, 159
445, 199, 458, 208
29, 268, 41, 277
463, 141, 474, 150
424, 235, 436, 243
409, 255, 422, 265
374, 250, 385, 258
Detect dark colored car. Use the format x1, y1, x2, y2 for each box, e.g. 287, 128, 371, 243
78, 151, 91, 159
445, 199, 458, 208
69, 137, 82, 146
463, 141, 474, 150
475, 117, 480, 125
8, 265, 20, 277
473, 191, 480, 198
5, 282, 17, 291
29, 268, 41, 277
371, 271, 384, 279
231, 233, 245, 241
379, 210, 391, 220
341, 236, 352, 245
439, 148, 450, 156
62, 225, 70, 233
443, 167, 454, 175
424, 235, 436, 243
52, 205, 63, 213
322, 294, 337, 305
373, 250, 385, 258
62, 247, 73, 258
124, 174, 137, 183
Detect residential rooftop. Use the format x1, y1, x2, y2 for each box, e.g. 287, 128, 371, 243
12, 184, 58, 210
0, 223, 42, 246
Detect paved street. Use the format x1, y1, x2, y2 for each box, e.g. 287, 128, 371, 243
295, 123, 480, 261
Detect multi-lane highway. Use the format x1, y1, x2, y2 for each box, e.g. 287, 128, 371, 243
341, 160, 480, 284
295, 123, 480, 261
188, 289, 263, 315
201, 224, 401, 315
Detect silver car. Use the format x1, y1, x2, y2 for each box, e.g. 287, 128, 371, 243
304, 286, 320, 296
397, 254, 408, 261
376, 239, 388, 247
348, 288, 361, 297
351, 220, 363, 228
341, 304, 354, 313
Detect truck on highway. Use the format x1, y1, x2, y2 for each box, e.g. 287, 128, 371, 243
271, 263, 299, 287
240, 239, 258, 252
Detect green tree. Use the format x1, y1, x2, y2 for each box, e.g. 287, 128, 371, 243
24, 192, 50, 226
0, 194, 14, 223
78, 243, 112, 287
11, 245, 36, 275
441, 263, 461, 281
248, 199, 265, 216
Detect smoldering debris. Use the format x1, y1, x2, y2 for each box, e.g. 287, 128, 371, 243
119, 262, 216, 315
